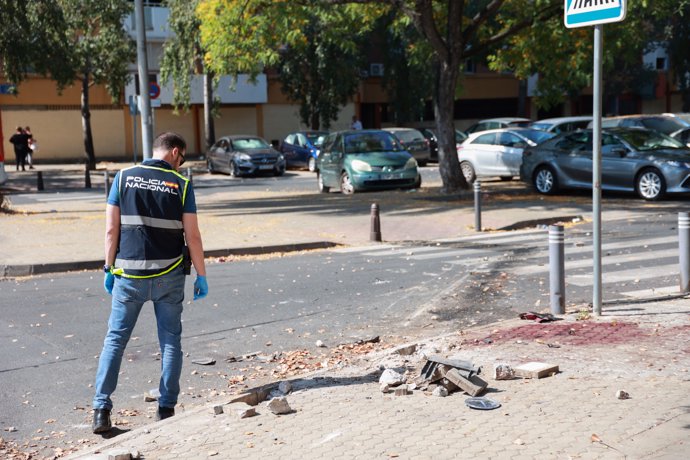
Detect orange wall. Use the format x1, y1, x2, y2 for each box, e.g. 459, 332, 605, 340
0, 76, 116, 106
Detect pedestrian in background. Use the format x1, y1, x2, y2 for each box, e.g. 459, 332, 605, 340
8, 126, 29, 171
351, 115, 363, 130
92, 132, 209, 434
24, 126, 35, 169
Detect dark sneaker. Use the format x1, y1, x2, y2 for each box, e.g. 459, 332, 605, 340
92, 408, 112, 433
156, 406, 175, 421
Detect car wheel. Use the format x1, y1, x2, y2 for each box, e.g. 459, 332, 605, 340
460, 161, 476, 183
636, 168, 665, 201
533, 165, 558, 195
499, 176, 513, 181
340, 171, 355, 195
274, 166, 285, 177
418, 159, 428, 167
207, 158, 215, 174
229, 161, 239, 178
317, 172, 330, 193
308, 157, 317, 172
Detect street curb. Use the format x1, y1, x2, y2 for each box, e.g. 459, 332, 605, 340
0, 241, 339, 278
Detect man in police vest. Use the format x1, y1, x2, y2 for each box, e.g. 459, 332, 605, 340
92, 132, 208, 434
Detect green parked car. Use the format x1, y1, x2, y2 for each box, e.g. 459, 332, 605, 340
317, 130, 421, 194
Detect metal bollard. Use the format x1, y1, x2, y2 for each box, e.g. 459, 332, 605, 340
36, 171, 44, 191
186, 167, 193, 185
370, 203, 382, 242
84, 165, 92, 189
104, 170, 110, 197
679, 212, 690, 293
549, 225, 565, 314
473, 181, 481, 232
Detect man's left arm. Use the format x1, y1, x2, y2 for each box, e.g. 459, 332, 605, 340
183, 212, 208, 300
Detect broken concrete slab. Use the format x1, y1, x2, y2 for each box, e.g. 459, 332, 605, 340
394, 385, 411, 396
228, 402, 257, 418
144, 388, 160, 402
493, 363, 515, 380
267, 396, 292, 415
278, 380, 293, 394
432, 386, 448, 397
107, 449, 132, 460
444, 368, 487, 396
514, 362, 559, 379
395, 344, 417, 356
379, 369, 405, 386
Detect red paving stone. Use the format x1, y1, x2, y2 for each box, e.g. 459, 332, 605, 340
464, 321, 651, 346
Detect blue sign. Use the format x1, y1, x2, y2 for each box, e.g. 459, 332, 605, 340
149, 82, 160, 99
0, 83, 16, 95
564, 0, 626, 28
128, 95, 139, 115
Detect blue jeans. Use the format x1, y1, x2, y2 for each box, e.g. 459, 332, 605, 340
93, 266, 185, 411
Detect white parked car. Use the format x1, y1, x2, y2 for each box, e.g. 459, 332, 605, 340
464, 117, 532, 135
457, 128, 555, 182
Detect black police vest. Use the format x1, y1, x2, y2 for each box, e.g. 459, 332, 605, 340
114, 162, 190, 278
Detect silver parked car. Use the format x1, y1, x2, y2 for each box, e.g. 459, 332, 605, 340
597, 114, 690, 147
520, 127, 690, 201
207, 135, 286, 177
530, 116, 592, 134
457, 128, 555, 182
382, 127, 432, 166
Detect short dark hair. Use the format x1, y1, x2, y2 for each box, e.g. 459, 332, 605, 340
153, 132, 186, 153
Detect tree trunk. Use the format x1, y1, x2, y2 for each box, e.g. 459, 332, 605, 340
203, 71, 215, 151
310, 110, 320, 130
81, 72, 96, 170
435, 60, 466, 194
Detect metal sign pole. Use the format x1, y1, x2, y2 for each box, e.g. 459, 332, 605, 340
131, 95, 138, 164
592, 24, 603, 315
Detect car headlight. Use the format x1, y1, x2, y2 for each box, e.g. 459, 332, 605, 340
666, 160, 690, 168
405, 157, 418, 169
237, 153, 251, 162
351, 159, 372, 172
278, 154, 285, 162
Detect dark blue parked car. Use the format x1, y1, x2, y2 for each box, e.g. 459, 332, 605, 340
279, 131, 328, 171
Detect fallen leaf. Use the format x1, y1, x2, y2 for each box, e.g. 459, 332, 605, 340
591, 434, 601, 443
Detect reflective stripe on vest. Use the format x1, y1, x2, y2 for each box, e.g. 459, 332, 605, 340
120, 215, 184, 230
115, 163, 189, 279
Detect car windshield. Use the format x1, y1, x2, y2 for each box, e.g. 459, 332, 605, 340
232, 138, 270, 149
306, 132, 327, 146
344, 132, 401, 153
392, 130, 423, 142
639, 117, 687, 134
615, 130, 685, 151
530, 122, 553, 131
519, 129, 555, 144
455, 130, 468, 142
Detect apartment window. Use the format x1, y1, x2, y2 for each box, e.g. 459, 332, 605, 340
130, 6, 153, 30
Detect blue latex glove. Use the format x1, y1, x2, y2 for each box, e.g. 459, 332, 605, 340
104, 272, 115, 295
193, 275, 208, 300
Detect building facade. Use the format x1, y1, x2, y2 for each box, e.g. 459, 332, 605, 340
0, 4, 685, 165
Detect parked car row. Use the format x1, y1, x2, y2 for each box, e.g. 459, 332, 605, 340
205, 113, 690, 201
